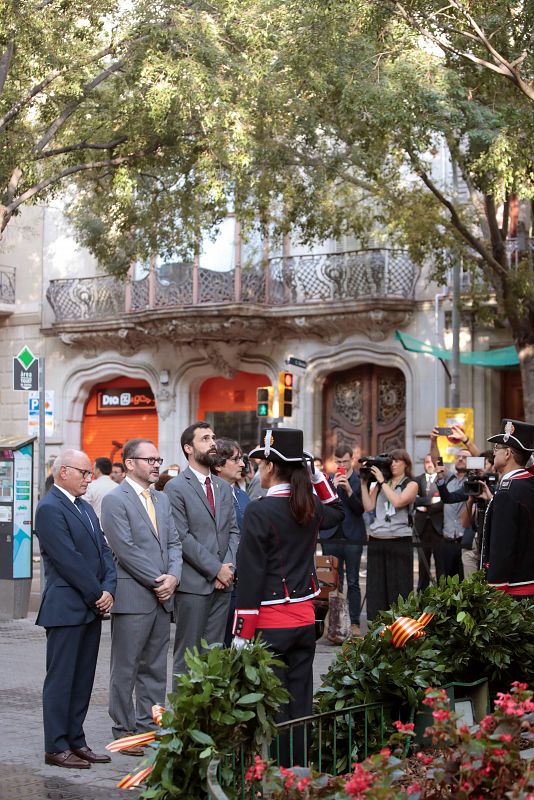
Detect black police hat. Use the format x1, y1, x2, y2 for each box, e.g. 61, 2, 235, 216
249, 428, 313, 462
487, 419, 534, 452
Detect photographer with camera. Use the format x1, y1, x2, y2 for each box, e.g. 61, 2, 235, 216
481, 419, 534, 599
458, 451, 496, 577
360, 450, 418, 621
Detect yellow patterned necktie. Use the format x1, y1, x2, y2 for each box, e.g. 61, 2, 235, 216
142, 489, 159, 538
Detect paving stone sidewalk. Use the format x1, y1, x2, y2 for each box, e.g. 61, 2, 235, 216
0, 613, 342, 800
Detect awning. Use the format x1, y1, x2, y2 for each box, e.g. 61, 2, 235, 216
395, 330, 519, 367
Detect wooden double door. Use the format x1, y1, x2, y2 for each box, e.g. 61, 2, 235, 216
322, 364, 406, 462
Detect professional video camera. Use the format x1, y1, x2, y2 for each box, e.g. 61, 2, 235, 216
463, 456, 498, 497
358, 454, 393, 482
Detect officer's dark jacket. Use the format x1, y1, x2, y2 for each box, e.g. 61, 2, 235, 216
236, 494, 344, 612
482, 469, 534, 596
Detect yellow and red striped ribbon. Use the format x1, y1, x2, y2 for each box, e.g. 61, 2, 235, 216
117, 765, 154, 790
107, 704, 167, 788
380, 611, 434, 648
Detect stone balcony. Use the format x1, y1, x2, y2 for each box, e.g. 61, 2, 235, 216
44, 249, 420, 353
0, 266, 16, 317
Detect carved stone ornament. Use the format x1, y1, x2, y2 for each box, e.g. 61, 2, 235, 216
156, 387, 175, 421
48, 305, 414, 352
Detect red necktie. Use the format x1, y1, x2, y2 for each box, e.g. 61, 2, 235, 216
205, 476, 215, 516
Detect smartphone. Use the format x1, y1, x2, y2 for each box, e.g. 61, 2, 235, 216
435, 426, 453, 436
336, 466, 347, 476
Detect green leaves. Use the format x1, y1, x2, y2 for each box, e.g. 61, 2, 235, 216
315, 574, 534, 772
142, 639, 288, 799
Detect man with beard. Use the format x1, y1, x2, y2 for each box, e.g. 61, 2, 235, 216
165, 423, 240, 679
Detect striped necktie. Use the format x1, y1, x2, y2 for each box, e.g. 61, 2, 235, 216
142, 489, 159, 538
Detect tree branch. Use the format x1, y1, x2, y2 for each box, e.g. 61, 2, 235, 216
0, 43, 120, 135
410, 154, 508, 278
0, 41, 14, 96
34, 58, 126, 152
35, 136, 128, 159
1, 144, 161, 232
389, 1, 534, 101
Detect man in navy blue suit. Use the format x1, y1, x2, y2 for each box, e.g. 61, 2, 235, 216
35, 449, 117, 769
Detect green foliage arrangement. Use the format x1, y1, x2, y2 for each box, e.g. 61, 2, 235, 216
314, 574, 534, 771
141, 641, 288, 800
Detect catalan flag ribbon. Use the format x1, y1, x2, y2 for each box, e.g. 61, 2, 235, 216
107, 704, 166, 789
380, 611, 434, 648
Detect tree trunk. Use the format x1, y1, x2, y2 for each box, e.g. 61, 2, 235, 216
518, 343, 534, 422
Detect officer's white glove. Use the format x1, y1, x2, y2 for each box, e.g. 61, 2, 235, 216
232, 636, 248, 650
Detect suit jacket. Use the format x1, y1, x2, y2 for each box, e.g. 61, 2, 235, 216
164, 466, 240, 595
100, 481, 182, 614
35, 485, 117, 628
319, 471, 366, 543
413, 472, 443, 534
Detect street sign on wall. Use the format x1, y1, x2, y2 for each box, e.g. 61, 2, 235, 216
13, 347, 38, 391
28, 391, 54, 438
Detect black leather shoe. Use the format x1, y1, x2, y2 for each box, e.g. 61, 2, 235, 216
72, 746, 111, 763
45, 749, 91, 769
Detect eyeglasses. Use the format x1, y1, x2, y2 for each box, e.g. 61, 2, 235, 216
129, 457, 164, 466
229, 455, 244, 463
493, 444, 509, 454
64, 465, 93, 480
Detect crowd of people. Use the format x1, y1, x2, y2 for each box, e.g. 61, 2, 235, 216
34, 418, 534, 770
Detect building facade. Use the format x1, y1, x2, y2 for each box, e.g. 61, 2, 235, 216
0, 202, 522, 474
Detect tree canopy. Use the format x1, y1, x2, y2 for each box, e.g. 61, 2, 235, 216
3, 1, 534, 414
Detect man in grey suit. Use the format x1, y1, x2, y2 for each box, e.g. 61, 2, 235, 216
101, 439, 182, 751
165, 422, 240, 678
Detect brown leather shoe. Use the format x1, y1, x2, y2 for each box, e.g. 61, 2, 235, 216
72, 746, 111, 764
117, 734, 145, 757
45, 749, 91, 769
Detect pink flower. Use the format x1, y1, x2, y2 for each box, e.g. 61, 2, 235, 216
279, 766, 296, 788
297, 777, 311, 792
245, 754, 266, 782
344, 763, 376, 796
499, 733, 513, 742
511, 681, 528, 691
432, 709, 451, 722
379, 747, 391, 757
416, 751, 433, 766
491, 748, 506, 757
393, 720, 415, 732
407, 782, 422, 794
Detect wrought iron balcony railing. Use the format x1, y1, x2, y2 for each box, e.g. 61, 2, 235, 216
0, 265, 16, 305
46, 248, 418, 323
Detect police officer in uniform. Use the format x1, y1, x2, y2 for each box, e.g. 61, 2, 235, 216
481, 419, 534, 599
232, 428, 344, 765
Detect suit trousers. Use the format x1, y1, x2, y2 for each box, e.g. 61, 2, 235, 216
261, 624, 316, 767
43, 617, 101, 753
109, 604, 170, 738
414, 517, 441, 591
173, 590, 231, 680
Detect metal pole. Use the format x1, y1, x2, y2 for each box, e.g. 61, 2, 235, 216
38, 357, 46, 500
450, 160, 461, 408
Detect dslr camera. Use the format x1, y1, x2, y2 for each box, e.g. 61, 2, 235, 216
358, 454, 393, 482
463, 456, 498, 497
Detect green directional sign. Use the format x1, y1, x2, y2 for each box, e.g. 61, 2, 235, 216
13, 347, 38, 391
17, 347, 36, 370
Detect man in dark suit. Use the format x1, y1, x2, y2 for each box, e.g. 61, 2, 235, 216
165, 422, 240, 678
319, 445, 366, 638
101, 439, 182, 751
35, 449, 117, 769
413, 454, 443, 590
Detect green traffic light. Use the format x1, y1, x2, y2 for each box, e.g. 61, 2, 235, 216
257, 403, 268, 416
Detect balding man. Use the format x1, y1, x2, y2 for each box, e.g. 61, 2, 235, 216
35, 449, 117, 770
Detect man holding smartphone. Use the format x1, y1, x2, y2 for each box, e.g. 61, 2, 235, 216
319, 446, 366, 638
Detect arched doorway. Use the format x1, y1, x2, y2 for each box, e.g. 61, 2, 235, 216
322, 364, 406, 461
82, 376, 158, 464
198, 371, 271, 454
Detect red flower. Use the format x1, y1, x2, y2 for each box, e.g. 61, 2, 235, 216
499, 733, 513, 742
416, 752, 433, 766
432, 709, 451, 722
393, 720, 415, 732
245, 754, 266, 782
